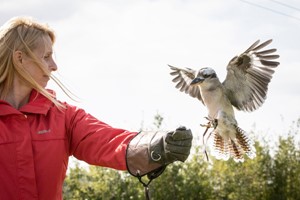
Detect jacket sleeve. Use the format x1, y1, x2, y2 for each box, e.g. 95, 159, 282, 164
64, 104, 137, 170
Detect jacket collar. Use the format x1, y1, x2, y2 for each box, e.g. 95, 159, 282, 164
0, 89, 55, 116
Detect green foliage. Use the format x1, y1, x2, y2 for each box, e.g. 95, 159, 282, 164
63, 117, 300, 200
148, 147, 213, 200
153, 112, 164, 129
63, 163, 145, 199
270, 136, 300, 200
209, 141, 274, 200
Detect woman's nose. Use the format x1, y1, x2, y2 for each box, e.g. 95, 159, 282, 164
49, 59, 58, 72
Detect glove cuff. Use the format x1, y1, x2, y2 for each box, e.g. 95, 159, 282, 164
126, 131, 166, 177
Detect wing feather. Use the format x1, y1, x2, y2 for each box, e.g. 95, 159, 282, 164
223, 39, 280, 112
252, 39, 272, 51
256, 49, 276, 55
168, 64, 203, 103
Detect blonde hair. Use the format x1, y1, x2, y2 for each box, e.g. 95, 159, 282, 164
0, 16, 72, 108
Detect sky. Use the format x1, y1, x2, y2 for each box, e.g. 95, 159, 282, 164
1, 0, 300, 147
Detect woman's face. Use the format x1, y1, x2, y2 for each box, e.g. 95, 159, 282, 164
21, 35, 57, 88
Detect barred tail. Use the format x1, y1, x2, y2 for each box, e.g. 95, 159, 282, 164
235, 126, 256, 160
213, 133, 230, 161
212, 127, 256, 162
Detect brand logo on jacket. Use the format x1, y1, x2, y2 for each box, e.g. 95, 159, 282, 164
37, 129, 51, 134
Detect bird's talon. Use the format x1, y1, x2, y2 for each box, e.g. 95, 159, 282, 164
200, 121, 211, 128
200, 123, 209, 128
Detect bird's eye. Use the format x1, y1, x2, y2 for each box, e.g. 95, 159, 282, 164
203, 73, 216, 79
203, 74, 210, 78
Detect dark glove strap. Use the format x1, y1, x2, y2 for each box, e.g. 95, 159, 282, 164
136, 166, 166, 200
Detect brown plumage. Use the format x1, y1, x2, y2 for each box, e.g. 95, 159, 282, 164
212, 126, 254, 162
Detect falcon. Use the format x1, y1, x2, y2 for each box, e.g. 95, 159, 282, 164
169, 39, 280, 162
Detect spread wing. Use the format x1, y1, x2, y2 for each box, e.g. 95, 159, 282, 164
223, 39, 280, 112
168, 65, 204, 104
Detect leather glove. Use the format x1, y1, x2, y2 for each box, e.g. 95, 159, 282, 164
150, 126, 192, 165
126, 126, 193, 177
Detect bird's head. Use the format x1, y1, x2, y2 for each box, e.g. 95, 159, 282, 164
190, 67, 217, 86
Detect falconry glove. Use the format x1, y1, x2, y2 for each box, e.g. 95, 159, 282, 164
126, 126, 193, 177
126, 126, 192, 200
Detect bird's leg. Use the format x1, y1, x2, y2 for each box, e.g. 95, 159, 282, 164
201, 117, 218, 138
202, 125, 210, 148
201, 117, 218, 162
200, 121, 210, 161
202, 126, 210, 162
203, 129, 216, 162
201, 117, 212, 150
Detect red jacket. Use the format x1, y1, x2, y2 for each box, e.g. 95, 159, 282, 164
0, 90, 137, 200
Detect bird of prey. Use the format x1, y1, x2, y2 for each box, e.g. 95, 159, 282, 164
169, 39, 280, 162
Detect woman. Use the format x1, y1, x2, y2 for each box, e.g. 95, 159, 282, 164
0, 16, 193, 199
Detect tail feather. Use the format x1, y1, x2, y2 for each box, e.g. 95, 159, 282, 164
212, 127, 256, 162
213, 133, 230, 161
235, 126, 256, 159
230, 139, 244, 162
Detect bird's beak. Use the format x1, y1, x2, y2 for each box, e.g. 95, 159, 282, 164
190, 77, 205, 86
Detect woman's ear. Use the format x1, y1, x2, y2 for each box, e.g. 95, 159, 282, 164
13, 50, 23, 65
